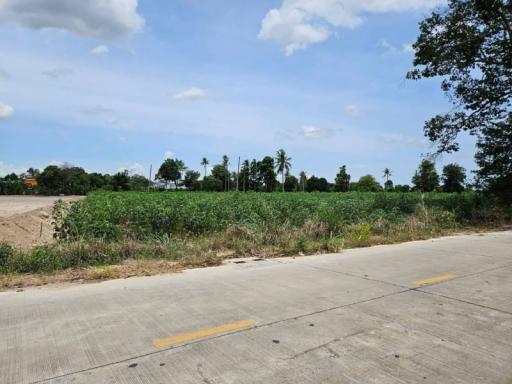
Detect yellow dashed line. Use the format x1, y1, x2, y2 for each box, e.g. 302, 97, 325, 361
415, 273, 457, 287
152, 319, 255, 348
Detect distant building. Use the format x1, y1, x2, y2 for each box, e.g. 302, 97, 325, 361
24, 178, 38, 188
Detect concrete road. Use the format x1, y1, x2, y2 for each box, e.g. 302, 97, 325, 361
1, 231, 511, 384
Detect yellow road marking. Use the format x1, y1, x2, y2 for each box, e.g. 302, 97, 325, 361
415, 273, 457, 287
152, 319, 255, 348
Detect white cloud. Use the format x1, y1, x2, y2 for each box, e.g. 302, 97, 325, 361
0, 102, 14, 119
172, 87, 207, 101
0, 0, 144, 40
41, 67, 73, 79
259, 0, 443, 55
344, 104, 360, 116
402, 43, 416, 53
164, 151, 174, 160
91, 45, 109, 55
377, 39, 397, 54
0, 161, 26, 176
128, 162, 144, 176
302, 125, 327, 139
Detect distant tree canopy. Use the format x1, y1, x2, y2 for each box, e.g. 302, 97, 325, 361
412, 160, 440, 192
442, 163, 466, 193
306, 176, 330, 192
284, 175, 299, 192
0, 156, 481, 196
156, 159, 186, 188
351, 175, 383, 192
408, 0, 512, 201
334, 165, 350, 192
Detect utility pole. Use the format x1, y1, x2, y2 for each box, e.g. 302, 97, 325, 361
236, 156, 240, 192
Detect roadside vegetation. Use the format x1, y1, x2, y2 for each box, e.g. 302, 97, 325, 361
0, 191, 509, 283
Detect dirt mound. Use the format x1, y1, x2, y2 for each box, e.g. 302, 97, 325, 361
0, 206, 55, 249
0, 196, 82, 249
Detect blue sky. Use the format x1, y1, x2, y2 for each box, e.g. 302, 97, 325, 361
0, 0, 476, 184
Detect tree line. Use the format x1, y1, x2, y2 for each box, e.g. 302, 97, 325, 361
0, 165, 149, 195
155, 151, 468, 193
0, 150, 468, 195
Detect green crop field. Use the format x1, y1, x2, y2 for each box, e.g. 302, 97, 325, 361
56, 191, 493, 241
0, 191, 507, 278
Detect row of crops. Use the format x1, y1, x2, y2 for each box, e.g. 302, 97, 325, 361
55, 191, 492, 241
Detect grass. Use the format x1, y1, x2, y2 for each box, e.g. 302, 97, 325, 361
0, 191, 509, 288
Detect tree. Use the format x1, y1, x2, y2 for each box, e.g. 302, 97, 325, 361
306, 176, 330, 192
275, 149, 292, 192
156, 159, 186, 189
412, 160, 439, 192
284, 175, 299, 192
26, 168, 40, 178
258, 156, 277, 192
334, 165, 350, 192
475, 121, 512, 202
37, 165, 62, 194
200, 158, 209, 179
129, 175, 149, 191
211, 164, 230, 191
354, 175, 383, 192
407, 0, 512, 201
239, 160, 250, 191
299, 171, 307, 192
112, 171, 130, 191
222, 155, 229, 191
184, 170, 201, 191
202, 175, 223, 191
394, 184, 411, 192
442, 163, 466, 193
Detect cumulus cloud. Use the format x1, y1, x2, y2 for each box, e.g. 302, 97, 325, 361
164, 151, 174, 160
91, 45, 109, 55
173, 87, 207, 101
259, 0, 443, 55
0, 0, 144, 40
0, 102, 14, 119
41, 67, 73, 79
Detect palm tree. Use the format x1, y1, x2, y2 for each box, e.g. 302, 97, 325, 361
222, 155, 229, 191
299, 171, 307, 192
200, 157, 209, 178
383, 168, 392, 182
275, 149, 292, 192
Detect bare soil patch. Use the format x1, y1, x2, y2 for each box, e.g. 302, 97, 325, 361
0, 196, 82, 249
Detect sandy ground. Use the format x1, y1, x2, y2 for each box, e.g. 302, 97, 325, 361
0, 196, 82, 249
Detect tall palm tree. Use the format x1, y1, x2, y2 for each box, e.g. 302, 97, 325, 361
275, 149, 292, 192
383, 168, 392, 182
200, 157, 209, 179
299, 171, 307, 192
222, 155, 229, 191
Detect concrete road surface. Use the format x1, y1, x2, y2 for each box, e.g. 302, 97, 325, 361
1, 231, 511, 384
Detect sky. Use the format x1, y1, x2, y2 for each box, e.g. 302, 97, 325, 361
0, 0, 478, 185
